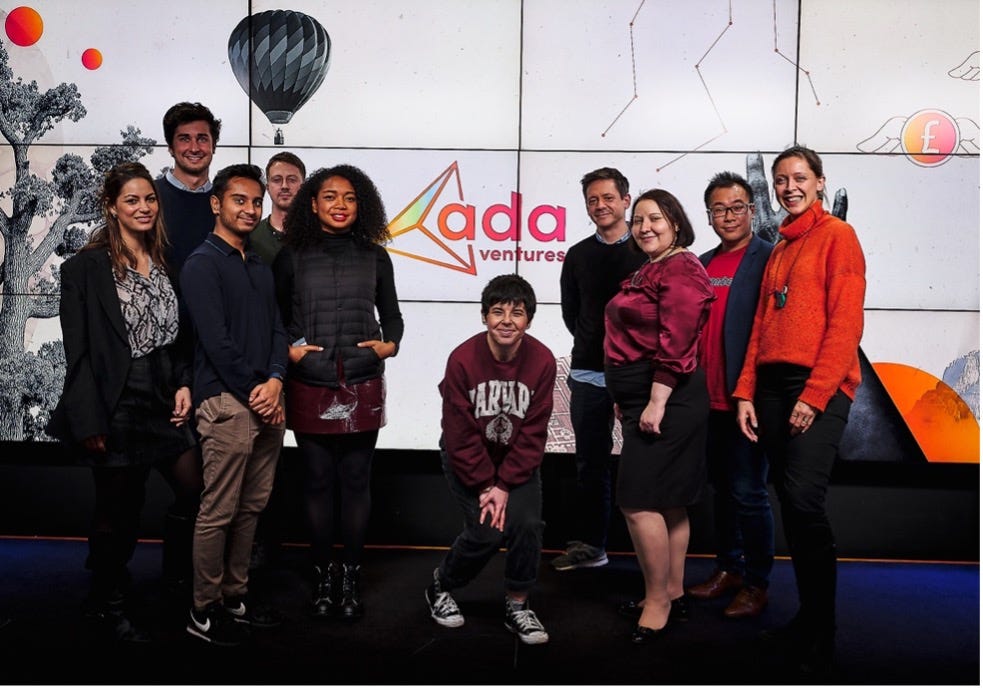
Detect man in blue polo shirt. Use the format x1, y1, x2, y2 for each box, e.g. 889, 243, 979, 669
180, 163, 288, 646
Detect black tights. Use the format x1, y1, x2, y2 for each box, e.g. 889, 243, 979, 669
89, 448, 202, 579
297, 431, 378, 568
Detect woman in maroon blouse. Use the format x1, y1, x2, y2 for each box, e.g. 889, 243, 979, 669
604, 189, 714, 644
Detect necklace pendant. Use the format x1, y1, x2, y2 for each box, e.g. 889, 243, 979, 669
774, 286, 788, 309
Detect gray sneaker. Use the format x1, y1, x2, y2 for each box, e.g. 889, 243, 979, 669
550, 541, 609, 571
504, 598, 549, 645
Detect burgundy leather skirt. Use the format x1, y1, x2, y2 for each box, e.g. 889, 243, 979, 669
285, 376, 386, 434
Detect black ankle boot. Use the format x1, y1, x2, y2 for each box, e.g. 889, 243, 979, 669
339, 563, 363, 621
312, 563, 340, 618
162, 512, 194, 600
82, 578, 150, 644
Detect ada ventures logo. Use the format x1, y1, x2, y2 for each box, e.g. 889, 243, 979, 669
386, 162, 566, 275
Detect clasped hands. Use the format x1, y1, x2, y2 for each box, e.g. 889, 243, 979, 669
479, 485, 509, 532
249, 378, 284, 425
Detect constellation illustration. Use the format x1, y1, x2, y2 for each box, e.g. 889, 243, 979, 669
601, 0, 822, 171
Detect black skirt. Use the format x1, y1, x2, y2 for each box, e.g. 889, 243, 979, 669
80, 349, 196, 467
606, 361, 709, 510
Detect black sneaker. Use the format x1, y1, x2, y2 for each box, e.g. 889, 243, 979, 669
187, 602, 249, 646
504, 597, 549, 645
224, 597, 283, 629
425, 569, 464, 628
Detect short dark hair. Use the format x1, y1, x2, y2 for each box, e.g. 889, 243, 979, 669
703, 171, 753, 207
772, 145, 825, 199
631, 189, 696, 248
580, 167, 629, 198
162, 102, 222, 147
265, 151, 306, 180
481, 274, 537, 321
212, 163, 265, 200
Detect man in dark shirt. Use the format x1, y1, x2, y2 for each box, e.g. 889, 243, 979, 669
158, 102, 222, 273
553, 167, 645, 571
248, 151, 307, 572
180, 164, 288, 647
249, 151, 306, 266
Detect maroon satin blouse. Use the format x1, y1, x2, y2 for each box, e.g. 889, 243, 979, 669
603, 251, 714, 388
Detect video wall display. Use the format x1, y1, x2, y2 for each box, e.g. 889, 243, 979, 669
1, 0, 978, 462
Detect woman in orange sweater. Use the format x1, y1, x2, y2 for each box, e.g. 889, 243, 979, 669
734, 146, 865, 677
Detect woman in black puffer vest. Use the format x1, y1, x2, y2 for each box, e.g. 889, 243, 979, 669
273, 165, 404, 621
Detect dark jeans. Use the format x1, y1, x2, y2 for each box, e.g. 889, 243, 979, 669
567, 377, 615, 550
438, 448, 544, 594
707, 410, 775, 588
756, 364, 851, 632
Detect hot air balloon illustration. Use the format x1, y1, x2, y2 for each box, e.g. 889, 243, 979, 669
228, 9, 331, 145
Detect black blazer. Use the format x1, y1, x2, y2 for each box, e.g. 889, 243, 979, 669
47, 248, 191, 444
698, 234, 774, 394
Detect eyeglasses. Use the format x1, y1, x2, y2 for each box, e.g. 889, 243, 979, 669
707, 203, 753, 219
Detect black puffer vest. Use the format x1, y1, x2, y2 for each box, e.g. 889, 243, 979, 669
288, 235, 384, 387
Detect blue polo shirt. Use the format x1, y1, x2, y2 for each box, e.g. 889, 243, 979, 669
180, 233, 288, 407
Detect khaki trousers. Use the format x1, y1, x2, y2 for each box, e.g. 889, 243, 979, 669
192, 392, 285, 610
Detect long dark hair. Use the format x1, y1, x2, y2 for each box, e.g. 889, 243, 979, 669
284, 164, 390, 251
85, 162, 169, 279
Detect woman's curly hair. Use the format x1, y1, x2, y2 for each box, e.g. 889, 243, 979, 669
284, 164, 390, 250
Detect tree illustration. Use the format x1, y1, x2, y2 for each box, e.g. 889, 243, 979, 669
0, 39, 155, 440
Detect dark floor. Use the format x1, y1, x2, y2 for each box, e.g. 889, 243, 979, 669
0, 537, 977, 685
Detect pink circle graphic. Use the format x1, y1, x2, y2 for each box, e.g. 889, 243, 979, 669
901, 109, 960, 167
81, 48, 102, 70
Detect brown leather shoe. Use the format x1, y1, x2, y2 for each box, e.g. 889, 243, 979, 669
685, 570, 743, 600
723, 585, 768, 618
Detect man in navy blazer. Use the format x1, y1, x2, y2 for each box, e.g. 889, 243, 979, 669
686, 172, 775, 619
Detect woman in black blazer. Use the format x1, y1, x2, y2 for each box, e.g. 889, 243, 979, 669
49, 162, 201, 642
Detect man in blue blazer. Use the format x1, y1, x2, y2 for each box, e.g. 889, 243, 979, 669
687, 172, 775, 618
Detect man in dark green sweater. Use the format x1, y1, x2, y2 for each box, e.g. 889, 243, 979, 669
249, 151, 306, 266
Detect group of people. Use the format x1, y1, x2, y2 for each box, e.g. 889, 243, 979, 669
49, 102, 403, 647
47, 98, 866, 675
552, 155, 864, 675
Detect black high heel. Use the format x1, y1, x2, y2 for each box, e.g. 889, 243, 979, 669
617, 596, 689, 622
631, 623, 669, 644
670, 596, 689, 622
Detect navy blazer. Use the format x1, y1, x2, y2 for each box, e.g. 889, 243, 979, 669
698, 234, 774, 394
47, 248, 190, 444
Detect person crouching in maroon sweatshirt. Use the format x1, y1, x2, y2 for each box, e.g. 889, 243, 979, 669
424, 274, 557, 645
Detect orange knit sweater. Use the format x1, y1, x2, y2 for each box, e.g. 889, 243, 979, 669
733, 201, 866, 411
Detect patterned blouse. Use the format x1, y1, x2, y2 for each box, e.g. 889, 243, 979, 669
114, 257, 180, 358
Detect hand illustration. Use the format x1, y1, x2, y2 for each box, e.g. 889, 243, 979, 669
948, 51, 979, 81
745, 152, 849, 241
956, 117, 980, 154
